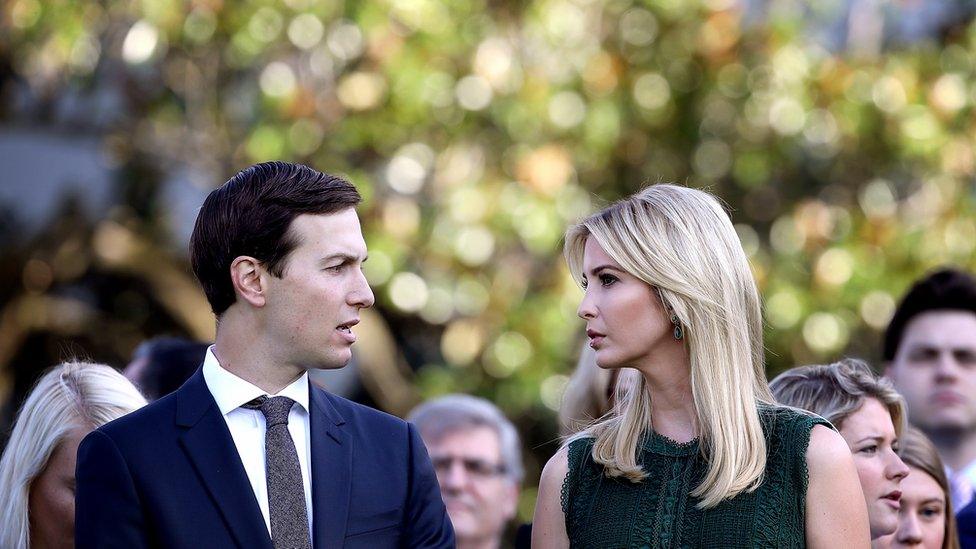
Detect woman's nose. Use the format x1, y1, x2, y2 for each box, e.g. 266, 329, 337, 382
885, 450, 910, 481
577, 290, 596, 320
895, 511, 923, 544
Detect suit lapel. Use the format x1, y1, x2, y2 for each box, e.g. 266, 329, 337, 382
176, 370, 273, 549
310, 386, 352, 549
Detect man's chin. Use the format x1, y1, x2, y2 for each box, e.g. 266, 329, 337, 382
311, 362, 349, 370
445, 512, 481, 538
300, 354, 352, 371
921, 417, 976, 437
445, 501, 479, 519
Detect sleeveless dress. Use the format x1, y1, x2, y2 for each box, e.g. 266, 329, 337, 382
561, 405, 831, 548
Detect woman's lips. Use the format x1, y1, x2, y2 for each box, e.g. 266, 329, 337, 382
881, 490, 902, 509
586, 329, 605, 348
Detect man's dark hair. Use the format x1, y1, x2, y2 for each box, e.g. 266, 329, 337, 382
883, 268, 976, 361
190, 161, 361, 315
126, 337, 210, 401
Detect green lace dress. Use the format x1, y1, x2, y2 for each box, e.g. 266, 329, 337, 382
560, 405, 831, 548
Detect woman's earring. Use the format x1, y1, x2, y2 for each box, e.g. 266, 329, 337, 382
670, 313, 683, 340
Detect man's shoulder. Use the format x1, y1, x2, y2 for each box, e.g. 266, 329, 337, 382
94, 390, 180, 444
957, 499, 976, 545
314, 385, 408, 430
960, 498, 976, 519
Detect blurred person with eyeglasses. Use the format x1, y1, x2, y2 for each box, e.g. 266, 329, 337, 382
409, 394, 524, 549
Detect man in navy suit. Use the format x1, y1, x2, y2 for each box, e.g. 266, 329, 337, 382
960, 499, 976, 548
75, 162, 455, 548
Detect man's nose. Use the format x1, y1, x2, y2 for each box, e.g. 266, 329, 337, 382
441, 461, 469, 489
349, 269, 375, 308
934, 353, 960, 382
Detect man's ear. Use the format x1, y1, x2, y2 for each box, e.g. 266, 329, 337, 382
883, 361, 895, 381
230, 256, 266, 308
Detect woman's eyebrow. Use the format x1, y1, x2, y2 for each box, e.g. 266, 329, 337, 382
587, 264, 623, 276
854, 435, 883, 444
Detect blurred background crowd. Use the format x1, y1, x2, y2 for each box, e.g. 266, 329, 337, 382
3, 0, 976, 527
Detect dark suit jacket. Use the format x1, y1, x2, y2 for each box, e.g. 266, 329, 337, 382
75, 369, 454, 548
960, 499, 976, 549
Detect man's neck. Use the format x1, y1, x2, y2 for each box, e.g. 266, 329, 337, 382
213, 313, 303, 394
457, 535, 502, 549
927, 427, 976, 472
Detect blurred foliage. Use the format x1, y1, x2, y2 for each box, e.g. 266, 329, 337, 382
4, 0, 976, 509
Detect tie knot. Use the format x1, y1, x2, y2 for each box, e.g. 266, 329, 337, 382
244, 395, 295, 427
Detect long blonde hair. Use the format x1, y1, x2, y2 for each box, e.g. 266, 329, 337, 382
564, 184, 773, 508
0, 361, 147, 548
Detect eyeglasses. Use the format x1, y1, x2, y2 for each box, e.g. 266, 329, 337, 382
430, 455, 507, 479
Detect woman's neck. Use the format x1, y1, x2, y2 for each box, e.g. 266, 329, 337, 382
634, 344, 697, 443
645, 376, 698, 443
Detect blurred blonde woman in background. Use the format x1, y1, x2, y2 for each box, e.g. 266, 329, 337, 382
875, 427, 960, 549
559, 342, 640, 437
0, 361, 146, 548
558, 343, 616, 436
534, 184, 870, 548
770, 358, 911, 542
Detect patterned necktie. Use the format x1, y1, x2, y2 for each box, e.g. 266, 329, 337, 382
243, 396, 312, 549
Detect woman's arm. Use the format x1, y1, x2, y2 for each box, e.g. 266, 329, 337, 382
532, 445, 571, 549
805, 424, 871, 548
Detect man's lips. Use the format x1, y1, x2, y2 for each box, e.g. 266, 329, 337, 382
336, 319, 359, 343
930, 390, 966, 405
443, 498, 477, 513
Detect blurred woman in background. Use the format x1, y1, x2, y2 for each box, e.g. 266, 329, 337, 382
875, 426, 959, 549
559, 342, 619, 436
771, 358, 911, 541
534, 184, 869, 548
0, 361, 146, 548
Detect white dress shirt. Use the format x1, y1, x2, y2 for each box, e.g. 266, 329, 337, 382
951, 460, 976, 510
201, 346, 313, 536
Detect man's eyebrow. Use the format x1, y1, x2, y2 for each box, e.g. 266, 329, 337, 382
907, 344, 940, 351
319, 253, 365, 264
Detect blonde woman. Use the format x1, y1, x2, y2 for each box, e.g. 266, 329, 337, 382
770, 358, 911, 541
0, 361, 146, 548
533, 184, 870, 548
875, 427, 960, 549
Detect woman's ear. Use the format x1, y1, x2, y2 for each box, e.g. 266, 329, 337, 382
229, 256, 266, 308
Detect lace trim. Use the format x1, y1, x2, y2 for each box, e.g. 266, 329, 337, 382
561, 437, 595, 538
644, 431, 700, 457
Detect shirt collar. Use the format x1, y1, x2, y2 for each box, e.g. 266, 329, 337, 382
201, 346, 310, 416
960, 460, 976, 486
